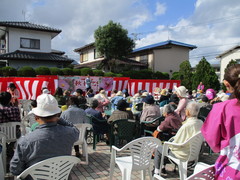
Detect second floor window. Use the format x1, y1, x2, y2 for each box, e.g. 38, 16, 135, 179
20, 38, 40, 49
82, 52, 88, 62
140, 55, 148, 64
94, 49, 103, 59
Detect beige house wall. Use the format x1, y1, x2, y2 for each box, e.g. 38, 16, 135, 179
153, 45, 189, 73
219, 48, 240, 82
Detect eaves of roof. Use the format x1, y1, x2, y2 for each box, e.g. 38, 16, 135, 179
216, 45, 240, 58
0, 50, 74, 62
132, 40, 197, 54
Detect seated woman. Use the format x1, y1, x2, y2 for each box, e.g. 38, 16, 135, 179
54, 87, 66, 106
94, 90, 110, 113
108, 100, 133, 124
156, 104, 183, 141
140, 95, 160, 127
153, 101, 203, 175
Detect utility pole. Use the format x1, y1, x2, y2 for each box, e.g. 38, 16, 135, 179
22, 10, 26, 21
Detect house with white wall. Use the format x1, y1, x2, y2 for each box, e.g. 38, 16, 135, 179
0, 21, 73, 69
216, 45, 240, 82
128, 40, 197, 74
74, 43, 147, 71
74, 40, 196, 73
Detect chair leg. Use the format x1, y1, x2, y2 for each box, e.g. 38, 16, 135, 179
93, 134, 97, 150
148, 167, 153, 180
109, 162, 115, 180
178, 161, 188, 180
141, 169, 146, 180
123, 168, 131, 180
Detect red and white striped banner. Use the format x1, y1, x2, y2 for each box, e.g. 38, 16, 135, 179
0, 77, 57, 100
0, 76, 180, 99
128, 79, 180, 96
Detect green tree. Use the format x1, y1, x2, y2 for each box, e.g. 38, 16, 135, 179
94, 20, 135, 71
35, 66, 50, 75
179, 60, 193, 90
2, 66, 17, 76
192, 57, 220, 91
18, 66, 36, 77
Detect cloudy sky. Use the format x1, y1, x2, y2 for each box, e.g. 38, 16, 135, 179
1, 0, 240, 66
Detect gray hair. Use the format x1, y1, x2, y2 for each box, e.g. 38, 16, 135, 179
88, 98, 99, 108
186, 101, 199, 117
162, 104, 175, 115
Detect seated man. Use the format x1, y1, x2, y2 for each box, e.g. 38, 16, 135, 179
140, 95, 160, 127
153, 101, 203, 175
85, 98, 110, 141
10, 94, 79, 176
108, 99, 133, 124
60, 96, 88, 157
156, 104, 183, 141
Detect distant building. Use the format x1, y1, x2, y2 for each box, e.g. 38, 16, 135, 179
74, 40, 196, 73
128, 40, 197, 74
216, 45, 240, 82
74, 43, 147, 71
0, 21, 74, 69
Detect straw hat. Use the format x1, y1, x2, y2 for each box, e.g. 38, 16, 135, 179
160, 89, 167, 96
32, 94, 61, 117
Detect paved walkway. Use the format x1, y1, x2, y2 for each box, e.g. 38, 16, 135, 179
69, 141, 218, 180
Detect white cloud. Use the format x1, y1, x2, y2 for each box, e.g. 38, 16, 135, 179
154, 2, 166, 16
137, 0, 240, 66
0, 0, 152, 60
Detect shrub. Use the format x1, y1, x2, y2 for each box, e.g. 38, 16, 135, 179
61, 68, 74, 75
171, 72, 180, 80
35, 66, 51, 75
93, 69, 104, 76
81, 68, 93, 76
73, 69, 81, 76
115, 73, 123, 77
18, 66, 36, 77
50, 67, 63, 75
0, 68, 3, 76
2, 66, 17, 76
162, 72, 170, 79
104, 72, 115, 77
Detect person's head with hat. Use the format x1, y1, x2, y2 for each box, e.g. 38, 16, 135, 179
142, 95, 155, 105
117, 99, 129, 111
32, 94, 61, 124
160, 89, 168, 96
116, 91, 123, 96
175, 86, 188, 99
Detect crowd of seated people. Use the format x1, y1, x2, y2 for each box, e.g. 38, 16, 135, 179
1, 75, 236, 179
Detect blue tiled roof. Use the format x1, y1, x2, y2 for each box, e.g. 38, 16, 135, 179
132, 40, 197, 53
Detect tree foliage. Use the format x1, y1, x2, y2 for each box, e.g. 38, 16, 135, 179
192, 57, 220, 91
94, 20, 135, 60
179, 60, 193, 90
18, 66, 36, 77
93, 69, 104, 76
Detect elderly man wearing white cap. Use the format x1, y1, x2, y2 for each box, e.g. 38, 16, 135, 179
10, 94, 79, 176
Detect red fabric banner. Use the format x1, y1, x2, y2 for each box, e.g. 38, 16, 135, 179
0, 77, 56, 100
0, 76, 180, 99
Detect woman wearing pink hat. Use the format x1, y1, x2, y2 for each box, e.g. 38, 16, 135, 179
174, 86, 189, 120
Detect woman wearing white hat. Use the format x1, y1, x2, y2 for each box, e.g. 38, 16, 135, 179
174, 86, 189, 120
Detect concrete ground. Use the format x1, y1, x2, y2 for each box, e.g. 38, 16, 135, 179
69, 141, 218, 180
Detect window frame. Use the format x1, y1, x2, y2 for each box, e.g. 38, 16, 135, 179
20, 38, 40, 49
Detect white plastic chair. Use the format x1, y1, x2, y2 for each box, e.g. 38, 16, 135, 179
74, 123, 92, 165
159, 131, 204, 180
186, 164, 215, 180
0, 132, 6, 179
0, 122, 26, 143
109, 137, 162, 180
16, 156, 80, 180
